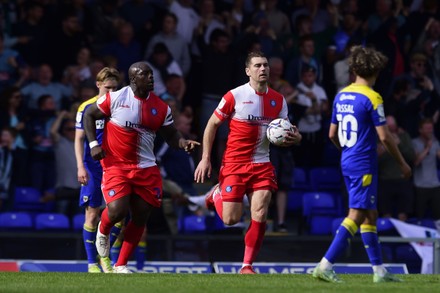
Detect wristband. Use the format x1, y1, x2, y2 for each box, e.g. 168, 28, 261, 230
89, 140, 99, 149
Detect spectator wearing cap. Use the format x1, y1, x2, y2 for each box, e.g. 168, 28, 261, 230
293, 65, 329, 168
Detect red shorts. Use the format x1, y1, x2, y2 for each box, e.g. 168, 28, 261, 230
218, 162, 277, 202
101, 166, 162, 207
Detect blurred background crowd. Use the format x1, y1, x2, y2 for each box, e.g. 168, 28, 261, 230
0, 0, 440, 234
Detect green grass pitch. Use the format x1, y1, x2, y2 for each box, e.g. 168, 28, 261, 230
0, 273, 439, 293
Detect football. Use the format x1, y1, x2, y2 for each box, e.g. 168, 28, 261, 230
266, 118, 294, 146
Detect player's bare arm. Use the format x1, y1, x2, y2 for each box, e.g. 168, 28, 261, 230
84, 103, 107, 161
328, 123, 342, 151
158, 124, 200, 153
74, 128, 89, 185
376, 125, 412, 179
194, 114, 222, 183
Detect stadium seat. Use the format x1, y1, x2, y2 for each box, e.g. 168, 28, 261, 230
321, 142, 340, 166
376, 217, 398, 235
309, 167, 342, 192
394, 244, 421, 274
407, 218, 436, 230
178, 214, 207, 234
0, 212, 33, 230
291, 167, 311, 190
13, 186, 54, 212
35, 213, 70, 231
302, 192, 339, 235
286, 190, 306, 212
72, 214, 85, 231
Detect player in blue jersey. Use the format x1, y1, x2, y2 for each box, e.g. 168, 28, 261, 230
74, 67, 120, 273
312, 46, 412, 283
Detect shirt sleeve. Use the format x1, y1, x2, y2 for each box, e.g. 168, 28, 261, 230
97, 92, 111, 116
214, 91, 235, 121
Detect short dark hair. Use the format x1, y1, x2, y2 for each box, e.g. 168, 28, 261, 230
245, 51, 266, 68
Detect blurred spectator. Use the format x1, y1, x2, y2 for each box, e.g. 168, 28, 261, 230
402, 0, 439, 54
0, 127, 15, 211
413, 18, 440, 95
168, 0, 200, 46
12, 2, 48, 67
266, 57, 296, 231
263, 0, 291, 38
366, 0, 406, 35
412, 118, 440, 231
242, 9, 282, 57
368, 17, 406, 96
101, 22, 142, 84
377, 115, 415, 221
27, 94, 57, 199
85, 0, 125, 53
285, 34, 322, 87
280, 12, 337, 70
144, 12, 191, 76
384, 78, 412, 132
395, 52, 439, 137
290, 0, 333, 34
119, 0, 158, 51
334, 40, 357, 92
0, 31, 29, 92
0, 86, 30, 187
145, 42, 183, 97
198, 28, 236, 182
50, 111, 81, 218
332, 11, 365, 58
63, 46, 93, 89
160, 73, 187, 114
46, 10, 89, 81
293, 65, 329, 168
20, 63, 74, 110
194, 0, 227, 48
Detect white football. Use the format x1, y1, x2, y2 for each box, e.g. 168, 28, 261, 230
266, 118, 294, 146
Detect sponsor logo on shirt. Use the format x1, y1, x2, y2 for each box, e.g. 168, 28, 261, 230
242, 101, 254, 104
125, 121, 149, 130
247, 114, 273, 122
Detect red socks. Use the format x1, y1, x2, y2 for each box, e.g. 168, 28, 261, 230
243, 219, 266, 264
99, 208, 113, 235
115, 221, 145, 267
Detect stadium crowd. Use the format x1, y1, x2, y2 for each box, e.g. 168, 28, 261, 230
0, 0, 440, 235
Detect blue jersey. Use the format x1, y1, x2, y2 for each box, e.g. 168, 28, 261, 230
331, 84, 386, 176
75, 96, 105, 174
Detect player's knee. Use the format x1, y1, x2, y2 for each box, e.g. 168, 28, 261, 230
222, 214, 241, 226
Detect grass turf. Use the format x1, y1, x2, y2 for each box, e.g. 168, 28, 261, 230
0, 273, 439, 293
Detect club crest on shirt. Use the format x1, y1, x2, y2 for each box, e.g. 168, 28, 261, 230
151, 108, 158, 115
82, 196, 89, 203
270, 100, 276, 107
225, 186, 232, 192
108, 190, 116, 197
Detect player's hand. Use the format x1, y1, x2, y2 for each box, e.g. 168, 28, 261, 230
194, 158, 212, 183
280, 125, 302, 146
182, 139, 200, 154
91, 145, 105, 161
77, 166, 89, 185
400, 161, 412, 179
